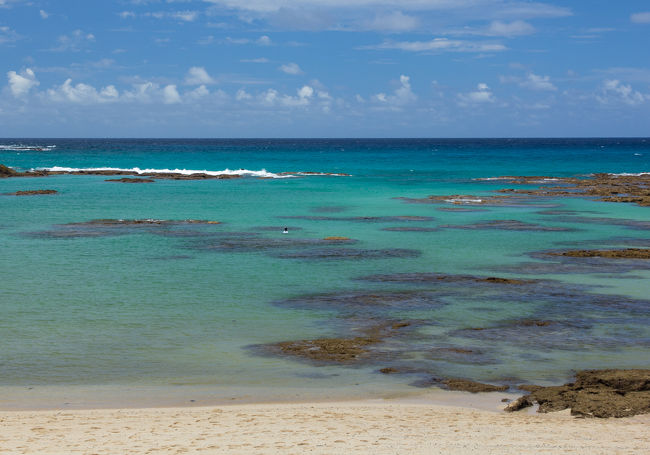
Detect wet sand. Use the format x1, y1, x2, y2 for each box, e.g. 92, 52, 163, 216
1, 399, 648, 454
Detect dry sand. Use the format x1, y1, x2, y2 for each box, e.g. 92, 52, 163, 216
1, 400, 648, 454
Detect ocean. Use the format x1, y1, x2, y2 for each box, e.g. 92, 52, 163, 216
1, 138, 649, 409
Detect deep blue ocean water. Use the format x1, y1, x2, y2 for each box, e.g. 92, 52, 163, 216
1, 138, 649, 408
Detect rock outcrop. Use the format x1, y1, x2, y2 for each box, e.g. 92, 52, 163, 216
506, 369, 650, 418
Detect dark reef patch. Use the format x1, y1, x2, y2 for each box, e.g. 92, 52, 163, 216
251, 225, 304, 232
310, 206, 349, 213
23, 219, 223, 239
440, 219, 574, 232
548, 216, 650, 231
6, 189, 58, 196
381, 226, 439, 232
272, 247, 421, 261
358, 273, 535, 286
280, 215, 435, 222
105, 178, 155, 183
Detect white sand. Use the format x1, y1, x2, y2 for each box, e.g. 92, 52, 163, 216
1, 400, 648, 454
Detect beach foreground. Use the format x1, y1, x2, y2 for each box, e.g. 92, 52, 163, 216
1, 400, 648, 454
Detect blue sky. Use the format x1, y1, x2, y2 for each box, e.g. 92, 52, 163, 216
1, 0, 649, 137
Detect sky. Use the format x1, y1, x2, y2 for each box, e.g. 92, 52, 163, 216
1, 0, 649, 137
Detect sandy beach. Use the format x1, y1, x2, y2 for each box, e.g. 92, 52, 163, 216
1, 399, 648, 454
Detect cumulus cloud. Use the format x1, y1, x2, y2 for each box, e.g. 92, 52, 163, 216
39, 9, 49, 19
521, 73, 556, 91
279, 62, 303, 75
630, 12, 650, 24
47, 79, 119, 104
598, 80, 646, 106
7, 68, 39, 97
365, 38, 506, 53
458, 83, 495, 105
163, 84, 182, 104
257, 35, 272, 46
373, 75, 417, 106
258, 85, 315, 107
185, 66, 216, 85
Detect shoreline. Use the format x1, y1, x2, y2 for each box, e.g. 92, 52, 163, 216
1, 399, 648, 454
0, 384, 522, 412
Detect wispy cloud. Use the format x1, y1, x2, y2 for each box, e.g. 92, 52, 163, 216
363, 38, 506, 53
630, 12, 650, 24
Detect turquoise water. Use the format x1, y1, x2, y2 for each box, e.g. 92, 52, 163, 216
1, 139, 649, 408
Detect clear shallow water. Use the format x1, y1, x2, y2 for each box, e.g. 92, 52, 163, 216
1, 138, 649, 408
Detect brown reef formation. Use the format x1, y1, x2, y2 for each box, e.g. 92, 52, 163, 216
105, 178, 155, 183
506, 369, 650, 418
492, 173, 650, 207
548, 248, 650, 259
402, 173, 650, 208
265, 321, 412, 364
6, 189, 57, 196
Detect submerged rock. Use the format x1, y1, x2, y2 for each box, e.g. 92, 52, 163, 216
7, 189, 57, 196
262, 320, 414, 364
442, 378, 509, 393
506, 369, 650, 418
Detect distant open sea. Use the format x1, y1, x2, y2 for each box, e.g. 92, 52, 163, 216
1, 138, 649, 409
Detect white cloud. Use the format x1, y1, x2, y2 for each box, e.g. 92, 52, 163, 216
39, 9, 49, 19
0, 26, 19, 45
458, 83, 495, 105
279, 62, 303, 75
373, 74, 417, 106
236, 89, 252, 100
241, 58, 269, 63
259, 85, 315, 107
7, 68, 39, 97
365, 38, 506, 53
171, 11, 199, 22
449, 20, 534, 37
185, 66, 216, 85
187, 85, 210, 100
521, 73, 556, 91
119, 11, 136, 19
47, 79, 119, 104
598, 80, 646, 106
224, 35, 272, 46
484, 20, 534, 36
163, 84, 182, 104
203, 1, 569, 17
52, 30, 95, 52
630, 12, 650, 24
146, 11, 199, 22
362, 11, 419, 32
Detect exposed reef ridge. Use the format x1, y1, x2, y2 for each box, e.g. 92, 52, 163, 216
6, 189, 57, 196
488, 173, 650, 207
548, 248, 650, 259
0, 164, 349, 180
401, 173, 650, 207
505, 369, 650, 418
